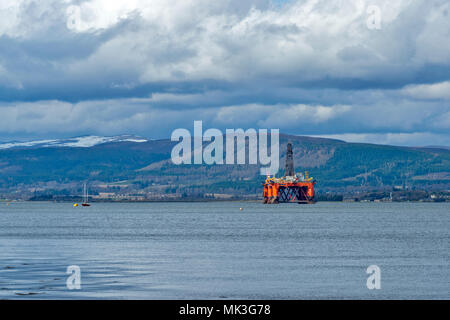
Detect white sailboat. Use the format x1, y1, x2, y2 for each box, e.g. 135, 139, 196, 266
82, 182, 91, 206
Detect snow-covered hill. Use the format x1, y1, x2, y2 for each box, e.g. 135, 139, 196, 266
0, 135, 148, 149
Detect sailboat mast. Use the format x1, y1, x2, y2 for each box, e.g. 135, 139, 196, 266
81, 182, 91, 206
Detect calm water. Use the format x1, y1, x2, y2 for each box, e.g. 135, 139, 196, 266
0, 201, 448, 299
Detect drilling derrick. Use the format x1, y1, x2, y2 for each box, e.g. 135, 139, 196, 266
263, 143, 316, 204
285, 143, 294, 177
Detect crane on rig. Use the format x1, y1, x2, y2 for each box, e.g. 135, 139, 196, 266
263, 143, 316, 204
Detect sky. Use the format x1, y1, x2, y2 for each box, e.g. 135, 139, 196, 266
0, 0, 449, 146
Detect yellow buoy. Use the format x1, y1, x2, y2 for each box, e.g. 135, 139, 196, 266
73, 203, 78, 207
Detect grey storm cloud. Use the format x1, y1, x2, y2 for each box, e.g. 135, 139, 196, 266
0, 0, 449, 146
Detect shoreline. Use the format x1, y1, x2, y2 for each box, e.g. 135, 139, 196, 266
1, 199, 448, 204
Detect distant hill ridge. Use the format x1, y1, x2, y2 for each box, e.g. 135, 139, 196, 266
0, 134, 449, 198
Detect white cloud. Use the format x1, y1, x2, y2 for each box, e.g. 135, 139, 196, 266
0, 1, 23, 37
66, 0, 146, 32
401, 81, 450, 100
0, 100, 350, 136
15, 0, 442, 85
1, 0, 449, 89
314, 132, 450, 147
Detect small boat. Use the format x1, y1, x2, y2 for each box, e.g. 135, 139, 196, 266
82, 183, 91, 207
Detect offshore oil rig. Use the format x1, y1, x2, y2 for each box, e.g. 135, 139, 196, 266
263, 143, 316, 204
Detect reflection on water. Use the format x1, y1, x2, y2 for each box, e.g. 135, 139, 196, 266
0, 201, 449, 299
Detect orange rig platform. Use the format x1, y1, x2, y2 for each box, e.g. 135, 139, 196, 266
263, 143, 316, 204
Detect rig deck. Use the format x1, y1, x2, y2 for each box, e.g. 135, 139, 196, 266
263, 180, 316, 204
